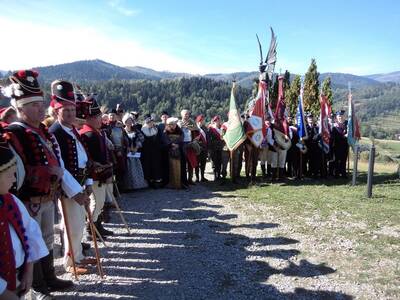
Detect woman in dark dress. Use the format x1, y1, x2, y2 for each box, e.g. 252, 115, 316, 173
162, 117, 188, 189
140, 114, 163, 188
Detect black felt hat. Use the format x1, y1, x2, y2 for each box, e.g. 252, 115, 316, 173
2, 70, 44, 108
50, 80, 76, 109
76, 94, 101, 120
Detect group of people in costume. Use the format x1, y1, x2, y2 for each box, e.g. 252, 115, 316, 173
0, 68, 351, 300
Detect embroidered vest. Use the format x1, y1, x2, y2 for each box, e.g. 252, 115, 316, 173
0, 193, 29, 291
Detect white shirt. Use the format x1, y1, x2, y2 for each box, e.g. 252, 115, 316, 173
266, 127, 275, 147
0, 194, 48, 294
60, 124, 93, 186
178, 121, 192, 142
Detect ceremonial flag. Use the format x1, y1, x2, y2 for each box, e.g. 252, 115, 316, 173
273, 75, 289, 136
296, 89, 308, 140
347, 92, 361, 149
319, 94, 331, 154
247, 78, 267, 147
223, 82, 246, 151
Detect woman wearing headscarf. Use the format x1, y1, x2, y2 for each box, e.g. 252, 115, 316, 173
122, 113, 148, 190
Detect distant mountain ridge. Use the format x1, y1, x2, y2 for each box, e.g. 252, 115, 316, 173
34, 59, 157, 82
1, 59, 399, 88
125, 66, 194, 80
366, 71, 400, 83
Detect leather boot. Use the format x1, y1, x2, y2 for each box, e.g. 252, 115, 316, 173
271, 168, 277, 182
261, 164, 267, 178
42, 250, 73, 291
95, 218, 114, 236
32, 260, 52, 298
267, 164, 272, 178
279, 168, 286, 180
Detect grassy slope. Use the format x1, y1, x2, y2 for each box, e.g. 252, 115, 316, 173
231, 164, 400, 298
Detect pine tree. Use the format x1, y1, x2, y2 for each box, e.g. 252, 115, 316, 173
283, 70, 291, 90
322, 76, 333, 106
269, 74, 279, 111
286, 75, 301, 118
303, 58, 320, 115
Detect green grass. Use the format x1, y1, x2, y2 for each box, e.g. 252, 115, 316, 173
227, 165, 400, 298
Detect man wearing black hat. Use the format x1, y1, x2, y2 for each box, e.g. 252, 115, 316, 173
4, 70, 86, 299
78, 95, 115, 238
304, 113, 322, 178
48, 80, 95, 276
332, 110, 349, 178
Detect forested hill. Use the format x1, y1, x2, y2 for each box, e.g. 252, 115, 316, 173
45, 77, 252, 121
35, 59, 158, 82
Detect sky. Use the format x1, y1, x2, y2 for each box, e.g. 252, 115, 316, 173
0, 0, 399, 75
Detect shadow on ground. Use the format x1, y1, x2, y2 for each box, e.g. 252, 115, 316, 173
54, 182, 353, 300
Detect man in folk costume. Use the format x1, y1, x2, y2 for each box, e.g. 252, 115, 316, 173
106, 107, 128, 191
286, 115, 300, 178
78, 95, 115, 238
4, 70, 86, 299
48, 80, 96, 275
158, 111, 170, 186
271, 75, 291, 180
305, 112, 322, 178
178, 109, 198, 184
332, 110, 349, 178
0, 136, 48, 300
208, 115, 225, 181
220, 121, 230, 180
259, 114, 271, 179
194, 114, 208, 182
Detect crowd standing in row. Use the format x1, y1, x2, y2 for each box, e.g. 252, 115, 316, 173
0, 70, 350, 299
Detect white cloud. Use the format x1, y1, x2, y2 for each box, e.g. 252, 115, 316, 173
107, 0, 140, 17
0, 17, 222, 74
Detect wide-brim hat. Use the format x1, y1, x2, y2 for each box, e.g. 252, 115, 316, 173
2, 70, 44, 108
50, 80, 76, 109
76, 94, 101, 120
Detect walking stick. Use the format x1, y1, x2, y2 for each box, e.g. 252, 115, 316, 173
59, 198, 78, 280
85, 205, 104, 278
112, 180, 131, 234
88, 188, 109, 248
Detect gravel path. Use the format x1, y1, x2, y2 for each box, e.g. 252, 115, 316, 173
49, 166, 356, 300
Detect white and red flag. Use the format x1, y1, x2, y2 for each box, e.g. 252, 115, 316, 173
247, 78, 267, 147
273, 75, 289, 136
319, 94, 331, 154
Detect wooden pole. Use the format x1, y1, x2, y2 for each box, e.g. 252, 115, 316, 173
347, 147, 350, 174
352, 144, 359, 186
113, 182, 131, 234
366, 144, 375, 198
298, 150, 303, 180
85, 205, 104, 278
59, 199, 78, 280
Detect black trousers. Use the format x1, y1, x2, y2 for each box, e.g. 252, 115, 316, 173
210, 149, 222, 177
